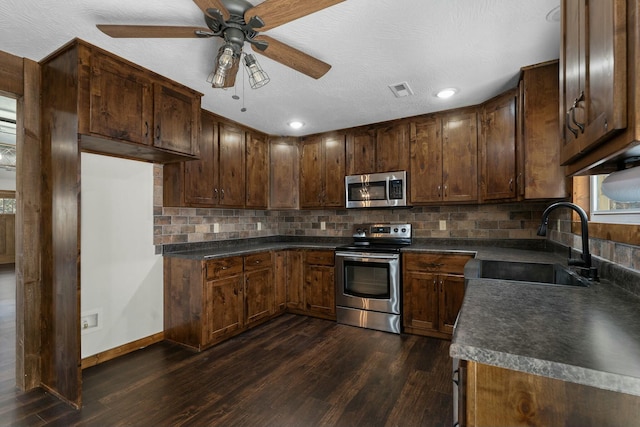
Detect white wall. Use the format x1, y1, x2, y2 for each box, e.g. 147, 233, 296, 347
80, 153, 162, 359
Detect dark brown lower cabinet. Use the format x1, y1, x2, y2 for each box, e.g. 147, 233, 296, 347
464, 361, 640, 427
403, 252, 473, 339
164, 251, 276, 351
284, 249, 336, 320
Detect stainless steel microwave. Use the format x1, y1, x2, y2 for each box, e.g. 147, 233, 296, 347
345, 171, 408, 208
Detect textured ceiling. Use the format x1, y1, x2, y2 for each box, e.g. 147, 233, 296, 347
0, 0, 560, 136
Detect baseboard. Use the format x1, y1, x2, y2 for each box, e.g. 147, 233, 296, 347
81, 332, 164, 370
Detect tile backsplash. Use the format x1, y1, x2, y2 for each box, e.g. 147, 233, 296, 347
153, 165, 640, 273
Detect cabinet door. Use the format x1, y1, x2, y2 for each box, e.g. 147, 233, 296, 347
403, 271, 439, 333
410, 117, 443, 203
376, 123, 409, 172
218, 122, 245, 207
480, 92, 516, 201
88, 52, 153, 145
269, 138, 299, 209
438, 274, 465, 335
245, 131, 269, 208
322, 133, 346, 207
245, 268, 273, 327
299, 136, 324, 208
153, 83, 199, 156
442, 111, 478, 202
286, 250, 305, 311
346, 128, 376, 175
520, 62, 568, 200
560, 0, 627, 164
206, 275, 244, 343
274, 251, 287, 313
304, 264, 335, 317
184, 110, 218, 205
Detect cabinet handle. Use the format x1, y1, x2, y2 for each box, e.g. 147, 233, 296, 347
566, 109, 579, 138
443, 185, 448, 198
156, 125, 161, 141
221, 189, 225, 200
144, 121, 149, 137
214, 188, 218, 200
571, 93, 585, 133
426, 262, 444, 268
220, 266, 229, 270
452, 368, 460, 386
253, 260, 261, 265
509, 178, 514, 192
433, 278, 437, 292
437, 185, 442, 198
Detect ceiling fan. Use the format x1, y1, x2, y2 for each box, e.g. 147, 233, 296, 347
97, 0, 344, 88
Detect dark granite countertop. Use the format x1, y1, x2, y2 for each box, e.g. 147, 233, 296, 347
451, 258, 640, 398
163, 236, 640, 397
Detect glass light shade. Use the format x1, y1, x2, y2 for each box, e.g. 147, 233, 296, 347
244, 54, 270, 89
208, 46, 237, 88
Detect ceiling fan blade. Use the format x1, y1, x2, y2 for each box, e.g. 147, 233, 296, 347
245, 0, 345, 32
253, 35, 331, 79
97, 25, 213, 38
192, 0, 230, 20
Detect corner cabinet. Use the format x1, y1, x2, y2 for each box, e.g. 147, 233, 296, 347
285, 249, 336, 320
479, 90, 517, 202
299, 133, 345, 208
410, 110, 478, 204
164, 251, 277, 351
403, 252, 473, 339
560, 0, 633, 173
69, 40, 202, 162
518, 61, 568, 199
164, 111, 263, 208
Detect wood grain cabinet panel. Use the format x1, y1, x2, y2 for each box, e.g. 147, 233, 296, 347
517, 61, 568, 199
410, 111, 478, 204
153, 82, 200, 156
304, 250, 335, 319
164, 251, 279, 351
480, 90, 517, 202
376, 122, 410, 173
560, 0, 627, 167
245, 131, 269, 208
403, 252, 473, 339
300, 133, 345, 208
465, 361, 640, 427
345, 127, 376, 175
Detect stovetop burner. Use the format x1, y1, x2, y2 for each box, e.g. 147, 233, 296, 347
336, 223, 412, 253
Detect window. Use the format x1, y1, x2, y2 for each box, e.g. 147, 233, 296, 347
590, 175, 640, 224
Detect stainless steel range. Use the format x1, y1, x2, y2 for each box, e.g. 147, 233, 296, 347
335, 223, 411, 334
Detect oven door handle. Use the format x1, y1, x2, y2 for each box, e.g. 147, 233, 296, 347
335, 252, 399, 261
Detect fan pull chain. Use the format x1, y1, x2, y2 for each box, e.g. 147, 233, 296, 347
241, 57, 247, 112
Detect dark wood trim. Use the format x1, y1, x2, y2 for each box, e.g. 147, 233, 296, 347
0, 50, 24, 96
15, 58, 43, 391
81, 332, 164, 369
40, 43, 82, 409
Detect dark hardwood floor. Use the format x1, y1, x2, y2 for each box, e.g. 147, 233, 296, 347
1, 273, 453, 427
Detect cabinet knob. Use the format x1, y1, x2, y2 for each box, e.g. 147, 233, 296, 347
214, 188, 218, 199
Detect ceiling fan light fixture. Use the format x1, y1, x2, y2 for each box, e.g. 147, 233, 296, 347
208, 44, 238, 88
244, 54, 270, 89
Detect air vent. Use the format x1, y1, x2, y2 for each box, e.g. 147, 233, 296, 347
389, 82, 414, 98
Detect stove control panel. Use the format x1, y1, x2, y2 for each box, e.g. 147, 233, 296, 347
352, 224, 411, 239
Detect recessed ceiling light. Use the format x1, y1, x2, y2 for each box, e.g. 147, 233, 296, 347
288, 121, 305, 129
435, 88, 458, 99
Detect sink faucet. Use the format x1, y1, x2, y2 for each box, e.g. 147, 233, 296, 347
537, 201, 598, 280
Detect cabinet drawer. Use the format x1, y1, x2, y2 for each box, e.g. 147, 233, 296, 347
205, 256, 243, 280
244, 251, 273, 271
305, 250, 334, 266
404, 253, 473, 274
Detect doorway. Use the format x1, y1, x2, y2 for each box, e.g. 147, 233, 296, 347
0, 95, 17, 386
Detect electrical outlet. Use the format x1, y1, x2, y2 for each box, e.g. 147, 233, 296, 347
214, 223, 220, 233
321, 221, 326, 230
257, 222, 262, 231
80, 309, 102, 334
439, 220, 447, 231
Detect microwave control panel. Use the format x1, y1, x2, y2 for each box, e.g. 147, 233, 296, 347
389, 179, 404, 199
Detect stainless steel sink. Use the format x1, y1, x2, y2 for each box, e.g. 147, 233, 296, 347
477, 260, 589, 287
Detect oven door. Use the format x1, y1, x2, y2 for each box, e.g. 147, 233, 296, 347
335, 251, 400, 314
